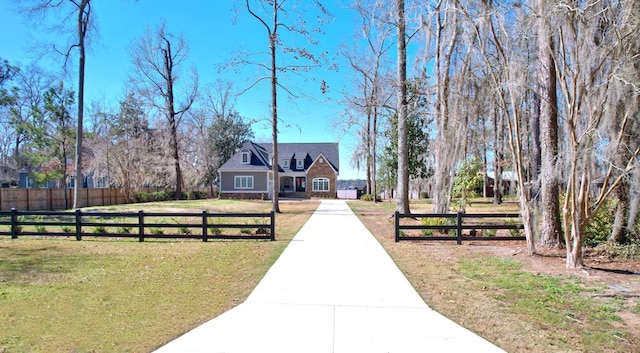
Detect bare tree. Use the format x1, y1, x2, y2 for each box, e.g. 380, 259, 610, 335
455, 0, 537, 255
241, 0, 331, 212
430, 0, 460, 214
342, 0, 395, 201
553, 0, 640, 267
129, 23, 198, 200
20, 0, 93, 209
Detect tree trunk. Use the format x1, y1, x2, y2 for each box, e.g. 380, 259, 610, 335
610, 143, 632, 243
366, 107, 372, 195
270, 1, 280, 213
372, 104, 378, 203
611, 184, 629, 243
493, 109, 503, 205
395, 0, 409, 214
433, 1, 458, 214
163, 38, 183, 200
73, 0, 89, 209
537, 0, 561, 248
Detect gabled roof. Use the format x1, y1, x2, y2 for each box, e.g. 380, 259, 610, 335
218, 141, 272, 172
218, 141, 339, 173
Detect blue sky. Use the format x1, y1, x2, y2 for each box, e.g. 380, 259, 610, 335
0, 0, 368, 180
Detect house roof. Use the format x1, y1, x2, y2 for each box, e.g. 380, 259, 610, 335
218, 141, 339, 173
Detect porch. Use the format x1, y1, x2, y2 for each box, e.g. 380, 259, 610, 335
279, 176, 309, 198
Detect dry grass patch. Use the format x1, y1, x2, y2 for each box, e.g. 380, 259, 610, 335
0, 199, 318, 353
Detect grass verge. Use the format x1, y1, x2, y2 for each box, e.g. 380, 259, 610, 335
349, 199, 638, 353
0, 199, 318, 353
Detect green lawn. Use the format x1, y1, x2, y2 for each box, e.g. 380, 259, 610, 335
0, 199, 318, 353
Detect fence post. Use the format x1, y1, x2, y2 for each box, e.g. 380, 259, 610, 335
456, 211, 463, 245
138, 210, 145, 242
202, 210, 208, 242
270, 211, 275, 241
395, 211, 400, 242
10, 208, 18, 239
75, 209, 82, 241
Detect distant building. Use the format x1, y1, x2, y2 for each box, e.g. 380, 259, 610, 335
218, 141, 339, 199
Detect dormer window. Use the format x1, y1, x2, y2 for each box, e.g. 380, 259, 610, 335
241, 151, 250, 164
283, 159, 290, 168
296, 159, 304, 169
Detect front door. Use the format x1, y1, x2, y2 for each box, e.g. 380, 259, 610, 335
283, 177, 292, 192
295, 177, 306, 192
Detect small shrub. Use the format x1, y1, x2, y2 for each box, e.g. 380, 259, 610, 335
34, 216, 47, 233
61, 226, 72, 233
584, 199, 616, 247
250, 217, 270, 235
149, 219, 167, 235
206, 217, 222, 235
421, 217, 455, 236
240, 228, 253, 234
360, 194, 381, 202
117, 226, 132, 234
152, 191, 170, 202
483, 228, 497, 237
149, 227, 164, 235
193, 191, 208, 199
93, 217, 108, 234
505, 219, 522, 236
135, 192, 151, 203
171, 217, 192, 235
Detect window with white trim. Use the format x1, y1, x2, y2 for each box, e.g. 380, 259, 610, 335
283, 159, 290, 168
312, 178, 330, 192
234, 176, 254, 189
296, 159, 304, 169
241, 151, 250, 164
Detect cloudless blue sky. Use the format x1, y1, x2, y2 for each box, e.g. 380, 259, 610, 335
0, 0, 369, 180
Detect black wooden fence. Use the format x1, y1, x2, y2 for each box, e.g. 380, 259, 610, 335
395, 211, 526, 244
0, 208, 275, 242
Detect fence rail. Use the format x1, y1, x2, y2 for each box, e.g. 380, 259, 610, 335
395, 211, 525, 244
0, 208, 275, 242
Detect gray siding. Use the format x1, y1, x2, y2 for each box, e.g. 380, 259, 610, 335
220, 171, 269, 192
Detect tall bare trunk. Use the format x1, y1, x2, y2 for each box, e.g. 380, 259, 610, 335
73, 0, 90, 209
493, 109, 503, 204
433, 1, 458, 214
396, 0, 409, 213
537, 1, 561, 248
270, 1, 280, 213
163, 38, 182, 200
372, 104, 378, 203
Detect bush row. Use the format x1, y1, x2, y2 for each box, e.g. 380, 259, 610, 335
134, 190, 209, 203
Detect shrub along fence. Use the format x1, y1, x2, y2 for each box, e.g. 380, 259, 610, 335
0, 187, 214, 211
0, 209, 275, 241
395, 211, 525, 244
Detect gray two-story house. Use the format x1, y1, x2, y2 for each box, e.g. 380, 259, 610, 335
218, 141, 339, 199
